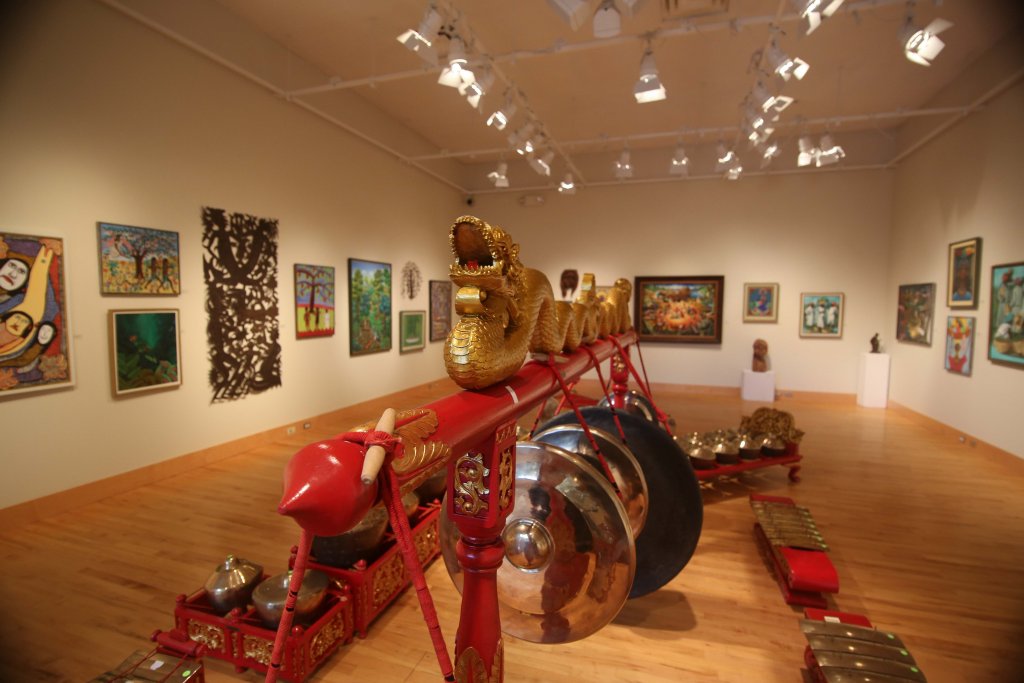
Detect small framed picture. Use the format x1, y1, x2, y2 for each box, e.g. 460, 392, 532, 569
947, 237, 982, 309
294, 264, 335, 338
97, 222, 180, 295
428, 279, 452, 342
109, 309, 182, 397
399, 310, 426, 353
742, 282, 779, 323
348, 258, 392, 356
799, 292, 844, 338
945, 316, 975, 376
896, 283, 936, 346
634, 275, 725, 344
989, 261, 1024, 369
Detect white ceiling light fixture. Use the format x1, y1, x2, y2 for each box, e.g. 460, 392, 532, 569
559, 173, 577, 194
764, 41, 810, 82
797, 135, 819, 167
715, 144, 743, 179
900, 5, 953, 67
546, 0, 590, 31
791, 0, 846, 35
614, 149, 633, 179
669, 145, 689, 176
634, 48, 667, 103
816, 133, 846, 166
460, 68, 494, 109
487, 162, 509, 188
725, 158, 743, 180
509, 122, 536, 155
529, 149, 555, 176
759, 140, 781, 168
486, 92, 517, 131
593, 0, 622, 39
751, 81, 794, 114
396, 4, 444, 65
437, 35, 475, 89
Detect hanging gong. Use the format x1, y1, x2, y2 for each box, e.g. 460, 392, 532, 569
597, 390, 658, 424
439, 441, 635, 644
531, 424, 649, 539
537, 407, 703, 598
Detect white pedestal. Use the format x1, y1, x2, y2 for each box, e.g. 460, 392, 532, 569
741, 370, 775, 402
857, 352, 890, 408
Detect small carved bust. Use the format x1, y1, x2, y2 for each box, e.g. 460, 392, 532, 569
752, 338, 768, 372
870, 333, 880, 353
560, 269, 579, 299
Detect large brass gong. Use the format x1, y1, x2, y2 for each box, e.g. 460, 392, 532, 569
440, 441, 635, 644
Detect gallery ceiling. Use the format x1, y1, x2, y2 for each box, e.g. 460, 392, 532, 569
100, 0, 1022, 193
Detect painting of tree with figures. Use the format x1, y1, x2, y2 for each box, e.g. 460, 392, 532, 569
348, 258, 392, 356
98, 222, 180, 295
295, 264, 335, 338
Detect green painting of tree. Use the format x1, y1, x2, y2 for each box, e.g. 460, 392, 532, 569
348, 259, 392, 355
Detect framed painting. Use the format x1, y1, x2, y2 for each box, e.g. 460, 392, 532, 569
635, 276, 724, 344
0, 232, 74, 395
896, 283, 935, 346
947, 237, 982, 309
743, 282, 779, 323
799, 292, 844, 338
945, 316, 975, 376
989, 261, 1024, 369
348, 258, 392, 356
400, 310, 426, 353
429, 279, 452, 342
98, 222, 180, 295
295, 264, 335, 338
108, 309, 181, 397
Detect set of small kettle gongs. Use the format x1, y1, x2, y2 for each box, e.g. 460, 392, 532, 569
440, 393, 703, 644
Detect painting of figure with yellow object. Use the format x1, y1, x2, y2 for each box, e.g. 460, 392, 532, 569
0, 233, 73, 395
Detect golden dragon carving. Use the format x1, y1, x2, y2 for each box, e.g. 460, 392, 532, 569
444, 215, 632, 390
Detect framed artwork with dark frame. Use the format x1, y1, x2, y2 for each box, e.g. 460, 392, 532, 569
634, 275, 724, 344
399, 310, 426, 353
799, 292, 844, 338
947, 237, 982, 309
348, 258, 392, 356
429, 279, 452, 342
945, 316, 975, 376
108, 309, 181, 398
97, 222, 180, 295
294, 264, 335, 339
742, 282, 779, 323
989, 261, 1024, 369
896, 283, 935, 346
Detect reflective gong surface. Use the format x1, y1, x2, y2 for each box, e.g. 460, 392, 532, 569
532, 424, 649, 539
598, 390, 657, 423
440, 441, 635, 644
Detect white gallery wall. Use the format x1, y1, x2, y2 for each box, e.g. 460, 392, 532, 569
0, 1, 463, 508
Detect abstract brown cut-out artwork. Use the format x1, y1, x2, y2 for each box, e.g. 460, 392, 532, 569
202, 207, 281, 402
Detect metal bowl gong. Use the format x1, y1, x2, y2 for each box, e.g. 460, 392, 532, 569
598, 390, 657, 424
440, 441, 635, 644
531, 424, 649, 539
538, 407, 703, 598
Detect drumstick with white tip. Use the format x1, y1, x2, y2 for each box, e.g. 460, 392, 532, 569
361, 407, 396, 485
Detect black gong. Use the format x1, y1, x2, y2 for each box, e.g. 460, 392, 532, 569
537, 407, 703, 598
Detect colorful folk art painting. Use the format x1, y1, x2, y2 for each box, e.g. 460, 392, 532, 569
110, 309, 181, 397
799, 292, 844, 338
0, 233, 73, 395
945, 316, 975, 376
429, 279, 452, 342
202, 207, 281, 402
989, 261, 1024, 369
947, 237, 981, 309
295, 264, 335, 339
349, 258, 392, 356
743, 282, 779, 323
896, 283, 935, 346
635, 276, 724, 344
400, 310, 426, 353
98, 222, 180, 295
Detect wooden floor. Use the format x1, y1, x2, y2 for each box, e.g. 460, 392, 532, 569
2, 379, 1023, 683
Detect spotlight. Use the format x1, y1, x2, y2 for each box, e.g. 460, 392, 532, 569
900, 12, 953, 66
797, 135, 818, 167
486, 92, 517, 131
614, 150, 633, 179
764, 41, 810, 81
438, 36, 475, 89
546, 0, 590, 31
559, 173, 577, 194
716, 144, 744, 179
669, 145, 689, 176
791, 0, 845, 34
593, 0, 622, 38
460, 69, 494, 109
759, 141, 781, 168
529, 150, 555, 176
751, 81, 793, 114
396, 5, 444, 65
487, 162, 509, 188
634, 49, 667, 103
816, 133, 845, 166
725, 158, 743, 181
509, 123, 536, 156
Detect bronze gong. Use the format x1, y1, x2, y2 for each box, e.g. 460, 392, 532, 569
440, 441, 635, 644
538, 407, 703, 598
